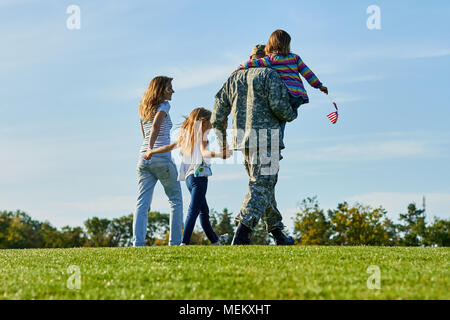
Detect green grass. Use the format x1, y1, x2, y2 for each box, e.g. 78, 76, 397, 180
0, 246, 448, 300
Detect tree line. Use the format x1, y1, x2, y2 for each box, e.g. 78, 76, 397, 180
293, 197, 449, 246
0, 197, 448, 248
0, 209, 239, 248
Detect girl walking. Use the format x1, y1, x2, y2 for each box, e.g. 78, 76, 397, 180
133, 76, 183, 246
238, 29, 329, 140
146, 108, 232, 245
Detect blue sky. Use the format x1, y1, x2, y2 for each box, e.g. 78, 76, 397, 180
1, 0, 449, 232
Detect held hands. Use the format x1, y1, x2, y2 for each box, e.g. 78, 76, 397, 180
144, 149, 153, 160
319, 86, 328, 95
221, 146, 233, 159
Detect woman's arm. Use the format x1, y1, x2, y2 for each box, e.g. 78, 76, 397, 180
147, 110, 166, 151
140, 120, 145, 139
145, 142, 178, 160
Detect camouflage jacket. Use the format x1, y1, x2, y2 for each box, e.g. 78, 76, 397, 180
211, 68, 297, 150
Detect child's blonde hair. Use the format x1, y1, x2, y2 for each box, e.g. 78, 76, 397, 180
265, 29, 291, 57
178, 108, 212, 155
138, 76, 173, 122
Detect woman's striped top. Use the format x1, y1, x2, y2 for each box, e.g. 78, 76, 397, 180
238, 53, 322, 102
140, 101, 172, 161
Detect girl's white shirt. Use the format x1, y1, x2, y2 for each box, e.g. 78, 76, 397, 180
177, 142, 212, 181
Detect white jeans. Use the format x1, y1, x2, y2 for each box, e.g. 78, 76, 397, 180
133, 156, 183, 246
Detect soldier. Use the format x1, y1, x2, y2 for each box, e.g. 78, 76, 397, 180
211, 45, 297, 245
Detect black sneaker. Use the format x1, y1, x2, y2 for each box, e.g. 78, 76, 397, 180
271, 228, 295, 245
231, 223, 251, 245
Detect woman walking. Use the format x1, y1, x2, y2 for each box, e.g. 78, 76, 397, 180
133, 76, 183, 246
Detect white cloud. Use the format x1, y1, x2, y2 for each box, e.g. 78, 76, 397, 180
61, 195, 136, 213
0, 0, 39, 7
339, 74, 384, 84
101, 59, 240, 101
169, 64, 234, 90
60, 190, 195, 215
298, 139, 436, 162
408, 49, 450, 59
349, 46, 450, 60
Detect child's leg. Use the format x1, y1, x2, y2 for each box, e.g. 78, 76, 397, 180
279, 121, 286, 141
198, 185, 219, 243
289, 96, 304, 116
181, 175, 207, 244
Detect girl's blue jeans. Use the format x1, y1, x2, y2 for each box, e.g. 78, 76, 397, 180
182, 175, 219, 245
133, 156, 183, 246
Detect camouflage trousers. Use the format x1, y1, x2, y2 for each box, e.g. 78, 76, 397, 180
234, 148, 284, 232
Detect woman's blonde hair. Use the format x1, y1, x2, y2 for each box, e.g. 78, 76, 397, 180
265, 29, 291, 56
177, 108, 212, 156
138, 76, 173, 122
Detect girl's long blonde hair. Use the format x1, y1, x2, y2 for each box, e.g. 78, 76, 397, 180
138, 76, 173, 122
177, 108, 212, 156
265, 29, 291, 57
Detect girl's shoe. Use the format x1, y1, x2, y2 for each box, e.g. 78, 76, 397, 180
179, 243, 187, 246
211, 234, 230, 245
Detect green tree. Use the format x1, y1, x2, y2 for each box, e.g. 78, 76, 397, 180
293, 197, 331, 245
211, 208, 235, 244
423, 217, 450, 247
383, 218, 401, 246
398, 203, 426, 246
61, 226, 88, 247
40, 222, 65, 248
189, 230, 210, 245
0, 211, 13, 248
84, 217, 114, 247
146, 211, 170, 245
1, 210, 89, 248
328, 202, 390, 246
0, 210, 45, 248
110, 214, 134, 247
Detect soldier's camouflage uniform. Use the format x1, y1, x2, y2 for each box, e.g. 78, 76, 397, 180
211, 68, 297, 232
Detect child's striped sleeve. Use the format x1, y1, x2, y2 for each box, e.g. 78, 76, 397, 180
238, 56, 271, 70
297, 55, 322, 89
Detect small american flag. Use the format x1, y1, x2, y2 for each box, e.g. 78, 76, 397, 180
327, 111, 338, 123
327, 99, 339, 124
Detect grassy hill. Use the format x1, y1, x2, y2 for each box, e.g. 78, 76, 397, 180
0, 246, 448, 300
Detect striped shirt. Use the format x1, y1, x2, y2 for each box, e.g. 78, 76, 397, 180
140, 101, 172, 161
238, 53, 322, 102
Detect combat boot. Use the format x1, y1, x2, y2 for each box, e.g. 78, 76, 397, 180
271, 228, 295, 245
231, 223, 251, 245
